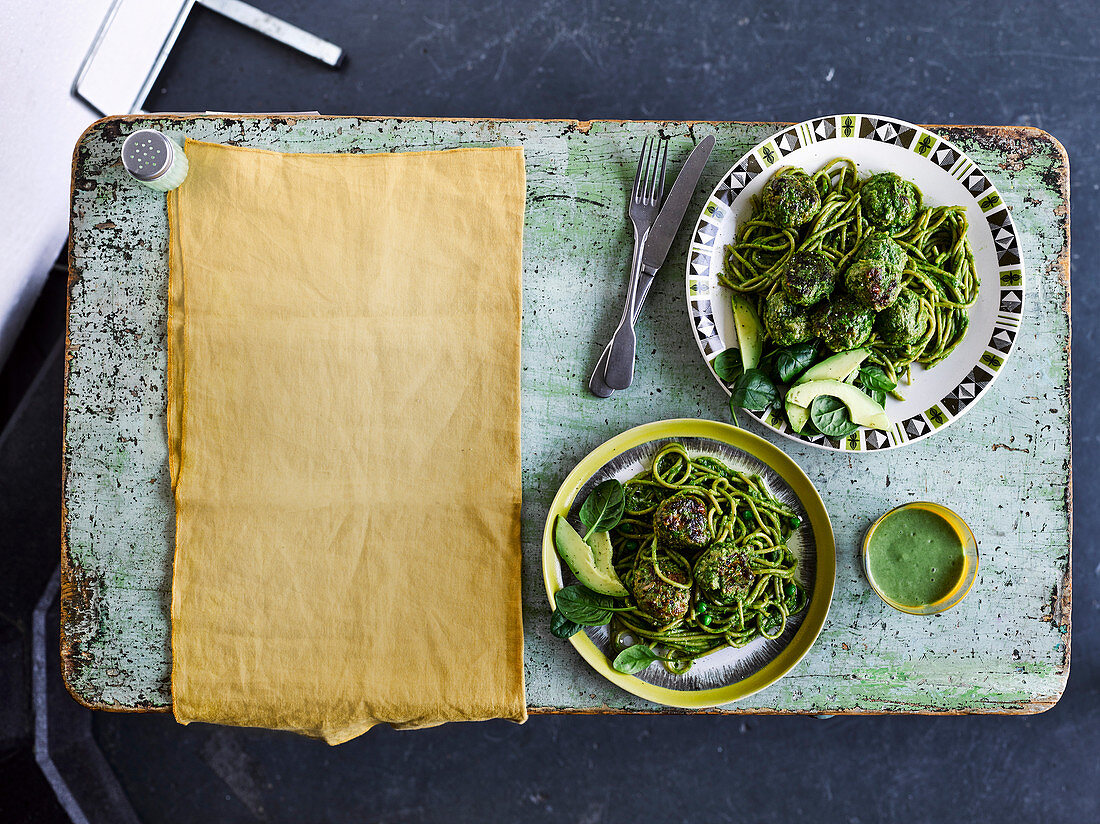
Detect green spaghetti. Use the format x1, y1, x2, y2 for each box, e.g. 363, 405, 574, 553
720, 158, 979, 390
603, 442, 807, 674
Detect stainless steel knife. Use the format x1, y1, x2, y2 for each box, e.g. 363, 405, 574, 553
590, 134, 716, 397
639, 133, 716, 277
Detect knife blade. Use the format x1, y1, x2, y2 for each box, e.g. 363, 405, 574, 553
639, 134, 715, 273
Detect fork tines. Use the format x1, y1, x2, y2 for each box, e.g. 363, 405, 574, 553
632, 134, 670, 208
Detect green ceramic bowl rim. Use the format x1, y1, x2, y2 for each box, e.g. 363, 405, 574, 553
861, 501, 979, 615
541, 418, 836, 709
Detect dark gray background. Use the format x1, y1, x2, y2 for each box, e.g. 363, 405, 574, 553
2, 1, 1095, 821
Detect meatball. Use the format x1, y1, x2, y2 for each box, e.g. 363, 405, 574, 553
860, 172, 921, 230
876, 289, 927, 346
845, 233, 907, 310
845, 259, 903, 311
763, 291, 815, 346
814, 294, 875, 351
693, 541, 755, 603
653, 494, 711, 553
631, 554, 690, 625
856, 232, 908, 276
760, 167, 821, 229
780, 250, 838, 307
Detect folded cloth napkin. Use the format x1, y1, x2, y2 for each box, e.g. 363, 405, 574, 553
167, 139, 527, 743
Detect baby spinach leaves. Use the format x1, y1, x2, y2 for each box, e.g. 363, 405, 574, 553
858, 365, 896, 392
809, 395, 860, 438
774, 343, 818, 384
578, 479, 625, 541
554, 585, 614, 626
857, 366, 895, 407
712, 349, 744, 383
729, 369, 780, 412
612, 644, 661, 675
728, 344, 817, 429
550, 608, 582, 638
865, 387, 887, 407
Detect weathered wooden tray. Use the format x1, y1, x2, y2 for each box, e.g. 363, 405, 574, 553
63, 116, 1070, 714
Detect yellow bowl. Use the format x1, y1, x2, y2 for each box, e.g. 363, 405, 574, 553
861, 502, 978, 615
542, 418, 835, 708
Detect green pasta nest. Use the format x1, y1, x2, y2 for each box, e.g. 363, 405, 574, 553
605, 443, 808, 674
721, 160, 979, 387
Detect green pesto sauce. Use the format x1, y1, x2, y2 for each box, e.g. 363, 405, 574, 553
866, 507, 965, 607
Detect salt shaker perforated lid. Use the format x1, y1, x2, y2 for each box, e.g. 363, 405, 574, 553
121, 130, 188, 192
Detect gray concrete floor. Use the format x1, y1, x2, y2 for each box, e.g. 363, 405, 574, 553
2, 1, 1097, 821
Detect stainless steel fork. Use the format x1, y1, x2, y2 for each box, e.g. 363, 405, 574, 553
601, 135, 669, 391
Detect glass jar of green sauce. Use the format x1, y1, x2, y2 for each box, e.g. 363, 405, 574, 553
862, 502, 978, 615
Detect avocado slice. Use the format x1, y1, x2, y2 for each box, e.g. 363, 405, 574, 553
796, 348, 870, 385
586, 531, 621, 585
731, 294, 764, 371
786, 349, 870, 434
786, 401, 811, 434
554, 517, 629, 597
786, 379, 891, 431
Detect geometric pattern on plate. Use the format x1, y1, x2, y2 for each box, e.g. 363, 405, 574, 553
686, 113, 1026, 452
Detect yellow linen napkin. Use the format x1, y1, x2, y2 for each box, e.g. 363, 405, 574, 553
167, 139, 527, 743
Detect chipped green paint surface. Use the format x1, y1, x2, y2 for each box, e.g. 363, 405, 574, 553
63, 117, 1070, 714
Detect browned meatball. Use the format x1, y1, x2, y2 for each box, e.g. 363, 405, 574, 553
631, 554, 691, 625
694, 541, 754, 602
781, 250, 838, 307
761, 167, 822, 229
653, 494, 711, 553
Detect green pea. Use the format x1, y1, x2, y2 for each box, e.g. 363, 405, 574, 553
785, 581, 797, 599
697, 602, 708, 614
625, 540, 638, 552
700, 614, 712, 626
789, 515, 802, 529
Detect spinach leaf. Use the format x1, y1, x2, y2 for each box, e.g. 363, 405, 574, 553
612, 644, 660, 674
859, 365, 897, 392
775, 343, 818, 384
550, 608, 582, 639
856, 366, 890, 406
809, 395, 860, 438
578, 479, 625, 540
712, 349, 744, 383
757, 349, 781, 382
729, 369, 780, 412
554, 585, 613, 626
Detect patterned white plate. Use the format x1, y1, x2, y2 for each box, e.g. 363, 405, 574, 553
685, 114, 1024, 451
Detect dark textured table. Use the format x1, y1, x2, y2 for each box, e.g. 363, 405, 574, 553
3, 1, 1098, 822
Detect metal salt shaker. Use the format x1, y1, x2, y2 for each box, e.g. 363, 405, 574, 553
121, 130, 188, 192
